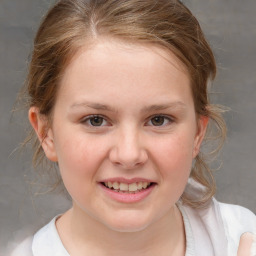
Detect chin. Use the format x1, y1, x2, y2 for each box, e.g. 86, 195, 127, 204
102, 212, 153, 233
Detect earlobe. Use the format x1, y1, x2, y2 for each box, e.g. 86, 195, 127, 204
192, 116, 209, 158
28, 107, 58, 162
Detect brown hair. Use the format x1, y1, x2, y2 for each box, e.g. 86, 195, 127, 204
23, 0, 226, 208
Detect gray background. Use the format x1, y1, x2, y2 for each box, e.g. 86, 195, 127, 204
0, 0, 255, 254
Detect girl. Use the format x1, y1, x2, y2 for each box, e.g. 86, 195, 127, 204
11, 0, 256, 255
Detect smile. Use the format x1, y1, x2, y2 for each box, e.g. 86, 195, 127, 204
102, 181, 152, 193
99, 179, 156, 203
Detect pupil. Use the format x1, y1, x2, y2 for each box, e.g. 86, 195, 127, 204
152, 116, 164, 126
90, 116, 103, 126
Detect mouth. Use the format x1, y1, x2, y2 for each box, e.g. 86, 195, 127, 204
100, 181, 155, 194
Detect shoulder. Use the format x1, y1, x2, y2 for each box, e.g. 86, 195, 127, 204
8, 215, 69, 256
218, 200, 256, 232
32, 215, 70, 256
217, 200, 256, 253
183, 179, 256, 234
180, 199, 229, 255
8, 236, 33, 256
179, 198, 256, 256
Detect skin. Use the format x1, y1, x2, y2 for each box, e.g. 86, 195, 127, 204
29, 40, 253, 255
237, 232, 255, 256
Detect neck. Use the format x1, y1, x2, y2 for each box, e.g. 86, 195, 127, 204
56, 204, 186, 256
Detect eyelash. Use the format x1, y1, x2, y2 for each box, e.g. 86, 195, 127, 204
81, 114, 174, 128
146, 115, 174, 127
81, 115, 110, 127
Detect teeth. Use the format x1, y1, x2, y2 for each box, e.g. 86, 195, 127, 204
137, 182, 143, 190
104, 181, 151, 192
107, 181, 113, 188
129, 183, 138, 192
119, 183, 129, 191
142, 182, 148, 189
113, 182, 119, 190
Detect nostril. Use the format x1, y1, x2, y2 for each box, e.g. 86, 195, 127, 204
109, 146, 148, 169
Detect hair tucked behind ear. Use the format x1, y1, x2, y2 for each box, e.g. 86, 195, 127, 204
21, 0, 227, 208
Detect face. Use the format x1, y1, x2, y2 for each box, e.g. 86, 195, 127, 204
30, 40, 207, 232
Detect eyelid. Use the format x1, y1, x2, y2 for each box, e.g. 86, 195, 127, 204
80, 114, 111, 127
145, 114, 175, 126
80, 114, 174, 127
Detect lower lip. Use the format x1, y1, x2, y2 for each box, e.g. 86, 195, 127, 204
99, 183, 156, 203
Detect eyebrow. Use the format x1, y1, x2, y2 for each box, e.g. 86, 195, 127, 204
70, 102, 118, 112
141, 102, 187, 112
70, 101, 187, 113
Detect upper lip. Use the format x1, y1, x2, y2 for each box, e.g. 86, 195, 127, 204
99, 177, 155, 184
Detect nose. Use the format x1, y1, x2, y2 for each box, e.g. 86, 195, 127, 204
109, 127, 148, 169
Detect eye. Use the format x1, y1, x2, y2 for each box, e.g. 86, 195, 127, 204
146, 115, 173, 127
81, 115, 109, 127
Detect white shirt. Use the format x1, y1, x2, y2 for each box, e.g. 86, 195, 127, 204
9, 197, 256, 256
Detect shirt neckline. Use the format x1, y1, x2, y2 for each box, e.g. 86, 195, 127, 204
177, 202, 196, 256
33, 209, 194, 256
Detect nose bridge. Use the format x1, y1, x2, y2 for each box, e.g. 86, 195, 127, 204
109, 124, 147, 168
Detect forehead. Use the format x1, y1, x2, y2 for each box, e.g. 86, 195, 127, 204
57, 39, 192, 107
62, 39, 189, 81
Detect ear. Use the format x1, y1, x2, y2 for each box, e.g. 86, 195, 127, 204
28, 107, 58, 162
192, 116, 209, 158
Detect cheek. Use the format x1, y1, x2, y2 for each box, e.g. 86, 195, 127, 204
151, 132, 195, 177
54, 135, 109, 205
54, 134, 107, 180
156, 134, 195, 201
